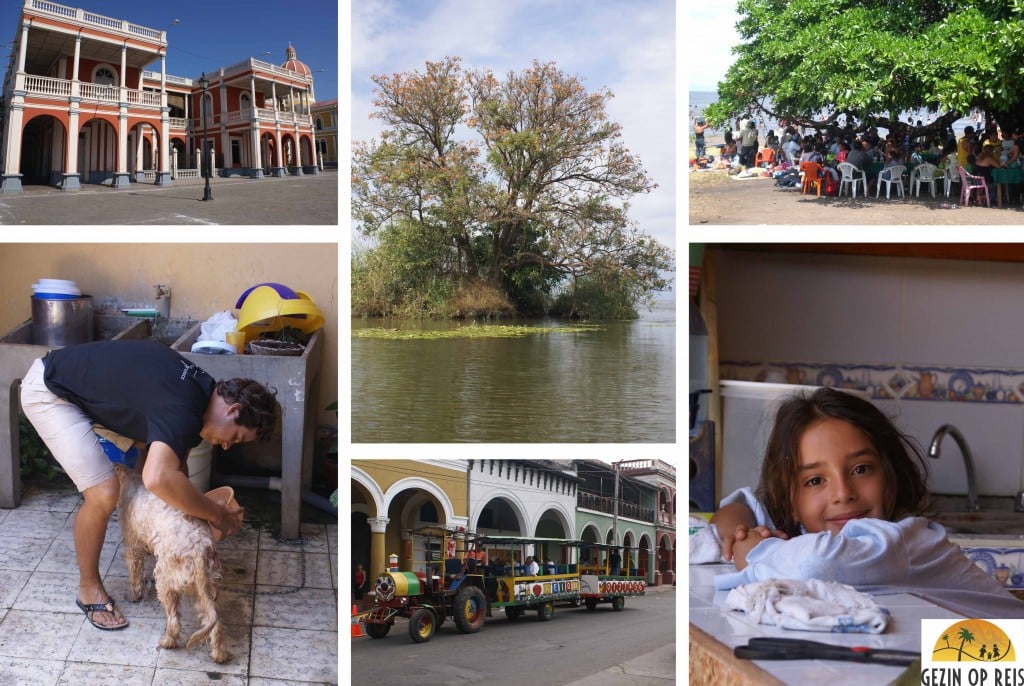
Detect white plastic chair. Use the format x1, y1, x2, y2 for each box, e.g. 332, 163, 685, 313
876, 164, 906, 199
942, 163, 961, 198
910, 163, 939, 198
837, 162, 867, 198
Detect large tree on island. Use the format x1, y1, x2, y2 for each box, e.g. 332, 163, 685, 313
705, 0, 1024, 139
353, 56, 673, 318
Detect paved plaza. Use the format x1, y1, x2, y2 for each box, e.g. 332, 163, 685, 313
0, 171, 338, 225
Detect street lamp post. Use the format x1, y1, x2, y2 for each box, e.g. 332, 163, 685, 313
198, 73, 213, 201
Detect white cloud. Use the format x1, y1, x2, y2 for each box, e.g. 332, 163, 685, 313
351, 0, 675, 252
684, 1, 740, 91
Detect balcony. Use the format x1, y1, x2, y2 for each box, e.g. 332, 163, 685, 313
21, 74, 164, 109
26, 0, 166, 44
577, 491, 655, 523
616, 459, 676, 477
255, 107, 311, 125
221, 57, 314, 86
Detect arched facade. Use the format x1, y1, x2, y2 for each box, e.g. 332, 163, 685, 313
0, 2, 172, 193
1, 4, 319, 194
351, 460, 468, 598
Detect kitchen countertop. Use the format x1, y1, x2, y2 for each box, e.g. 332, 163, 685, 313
689, 563, 962, 685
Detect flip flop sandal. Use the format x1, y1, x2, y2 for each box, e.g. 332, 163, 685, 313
76, 597, 129, 631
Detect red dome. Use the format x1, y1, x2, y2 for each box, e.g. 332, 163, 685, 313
281, 44, 311, 76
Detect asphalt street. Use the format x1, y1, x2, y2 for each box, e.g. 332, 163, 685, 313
0, 171, 338, 225
350, 586, 676, 686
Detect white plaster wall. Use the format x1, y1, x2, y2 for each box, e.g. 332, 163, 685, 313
468, 463, 576, 537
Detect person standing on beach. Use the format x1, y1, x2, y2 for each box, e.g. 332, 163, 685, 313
694, 118, 710, 160
739, 121, 758, 167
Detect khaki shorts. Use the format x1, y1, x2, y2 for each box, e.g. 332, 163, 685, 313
20, 358, 113, 492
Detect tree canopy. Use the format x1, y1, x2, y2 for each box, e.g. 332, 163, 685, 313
353, 57, 673, 319
705, 0, 1024, 137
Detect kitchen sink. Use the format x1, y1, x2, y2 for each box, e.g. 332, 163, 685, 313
927, 495, 1024, 535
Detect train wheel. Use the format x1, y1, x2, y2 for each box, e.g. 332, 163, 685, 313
365, 622, 391, 639
584, 599, 598, 611
612, 595, 625, 612
537, 601, 555, 621
454, 586, 487, 633
408, 608, 437, 643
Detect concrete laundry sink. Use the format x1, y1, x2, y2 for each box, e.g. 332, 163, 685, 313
172, 323, 324, 539
0, 314, 197, 509
0, 314, 197, 346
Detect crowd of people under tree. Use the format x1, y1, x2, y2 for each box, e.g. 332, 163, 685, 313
693, 112, 1024, 203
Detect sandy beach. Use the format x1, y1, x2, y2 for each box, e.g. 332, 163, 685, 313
688, 133, 1024, 225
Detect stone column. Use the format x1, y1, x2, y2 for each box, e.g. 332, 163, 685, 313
272, 127, 286, 177
249, 75, 263, 178
134, 128, 144, 180
17, 22, 28, 69
71, 34, 81, 98
119, 43, 127, 103
113, 110, 130, 189
155, 52, 172, 186
368, 517, 390, 579
64, 104, 80, 190
219, 81, 230, 173
157, 106, 171, 186
1, 103, 24, 194
250, 126, 263, 179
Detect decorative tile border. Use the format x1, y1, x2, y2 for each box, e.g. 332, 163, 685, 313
721, 361, 1024, 404
960, 546, 1024, 589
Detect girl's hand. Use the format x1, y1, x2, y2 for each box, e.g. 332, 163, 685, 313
728, 525, 790, 570
722, 524, 790, 564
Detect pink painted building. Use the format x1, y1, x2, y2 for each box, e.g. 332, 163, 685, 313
1, 0, 319, 194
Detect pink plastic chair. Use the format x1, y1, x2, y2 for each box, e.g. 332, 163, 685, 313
957, 166, 990, 207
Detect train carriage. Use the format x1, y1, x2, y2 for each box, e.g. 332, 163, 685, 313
476, 535, 582, 622
577, 541, 647, 611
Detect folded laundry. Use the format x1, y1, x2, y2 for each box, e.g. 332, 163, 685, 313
725, 578, 889, 634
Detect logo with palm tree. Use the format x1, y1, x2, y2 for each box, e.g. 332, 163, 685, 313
932, 619, 1015, 662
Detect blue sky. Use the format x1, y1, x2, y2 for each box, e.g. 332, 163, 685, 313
351, 0, 677, 254
0, 0, 338, 101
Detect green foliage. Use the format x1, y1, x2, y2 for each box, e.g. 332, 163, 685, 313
18, 415, 64, 481
352, 56, 675, 320
707, 0, 1024, 134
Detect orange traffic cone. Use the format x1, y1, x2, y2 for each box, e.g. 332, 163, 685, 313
351, 605, 366, 638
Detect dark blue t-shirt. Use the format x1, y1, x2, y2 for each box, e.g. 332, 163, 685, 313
42, 340, 215, 463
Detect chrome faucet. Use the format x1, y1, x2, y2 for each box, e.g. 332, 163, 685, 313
927, 424, 980, 512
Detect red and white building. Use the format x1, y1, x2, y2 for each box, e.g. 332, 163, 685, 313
1, 0, 320, 194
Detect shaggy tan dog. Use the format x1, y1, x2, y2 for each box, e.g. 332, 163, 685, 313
114, 465, 230, 663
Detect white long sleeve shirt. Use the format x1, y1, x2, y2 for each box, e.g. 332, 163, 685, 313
714, 488, 1024, 619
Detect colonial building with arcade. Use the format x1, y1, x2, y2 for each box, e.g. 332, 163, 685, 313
0, 0, 321, 194
351, 458, 677, 602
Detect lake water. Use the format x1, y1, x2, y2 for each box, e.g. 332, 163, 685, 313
688, 90, 978, 139
351, 299, 676, 442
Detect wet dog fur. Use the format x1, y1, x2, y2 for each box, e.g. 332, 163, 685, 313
114, 465, 229, 663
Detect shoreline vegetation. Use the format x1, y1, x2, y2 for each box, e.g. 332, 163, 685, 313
353, 323, 604, 340
351, 268, 656, 322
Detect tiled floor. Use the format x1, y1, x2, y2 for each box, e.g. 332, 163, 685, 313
0, 483, 338, 685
